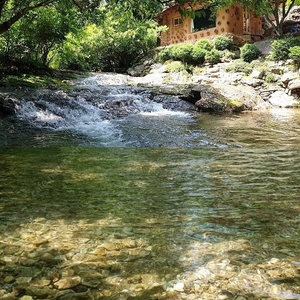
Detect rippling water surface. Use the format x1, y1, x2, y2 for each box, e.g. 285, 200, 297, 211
0, 75, 299, 299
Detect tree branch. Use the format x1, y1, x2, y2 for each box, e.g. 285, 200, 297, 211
0, 1, 51, 35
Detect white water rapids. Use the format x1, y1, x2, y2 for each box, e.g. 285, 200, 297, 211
14, 74, 193, 147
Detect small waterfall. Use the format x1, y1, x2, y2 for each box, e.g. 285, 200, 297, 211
13, 74, 193, 146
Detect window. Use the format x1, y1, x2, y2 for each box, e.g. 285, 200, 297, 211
173, 17, 183, 26
191, 8, 216, 32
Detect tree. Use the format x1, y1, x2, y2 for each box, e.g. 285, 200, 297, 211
0, 0, 104, 35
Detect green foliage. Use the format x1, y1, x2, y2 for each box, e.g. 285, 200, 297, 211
289, 45, 300, 68
222, 49, 239, 60
194, 39, 213, 51
165, 61, 186, 73
191, 47, 206, 64
271, 37, 300, 61
170, 43, 194, 63
214, 36, 233, 51
157, 47, 172, 62
225, 59, 253, 75
58, 9, 159, 72
157, 39, 213, 66
205, 49, 221, 64
289, 46, 300, 60
240, 43, 261, 63
265, 73, 276, 83
271, 39, 292, 61
0, 2, 80, 68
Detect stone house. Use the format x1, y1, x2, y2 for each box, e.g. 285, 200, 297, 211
157, 2, 263, 46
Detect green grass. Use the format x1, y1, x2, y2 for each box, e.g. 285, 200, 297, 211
0, 69, 83, 89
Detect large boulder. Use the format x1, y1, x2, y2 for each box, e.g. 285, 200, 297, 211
269, 91, 299, 107
283, 6, 300, 35
194, 83, 267, 113
0, 95, 20, 116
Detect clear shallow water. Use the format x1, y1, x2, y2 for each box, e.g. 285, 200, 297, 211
0, 76, 299, 299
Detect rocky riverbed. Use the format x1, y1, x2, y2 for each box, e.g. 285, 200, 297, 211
0, 217, 299, 300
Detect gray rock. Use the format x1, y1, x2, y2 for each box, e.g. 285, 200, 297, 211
281, 73, 298, 87
268, 91, 298, 107
288, 79, 300, 94
240, 78, 264, 87
194, 83, 266, 112
0, 96, 20, 115
250, 69, 264, 79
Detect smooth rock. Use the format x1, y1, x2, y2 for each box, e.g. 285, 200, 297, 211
25, 286, 51, 297
55, 276, 81, 290
269, 91, 298, 107
288, 79, 300, 94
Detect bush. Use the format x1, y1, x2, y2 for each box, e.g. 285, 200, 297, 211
265, 73, 276, 83
194, 39, 213, 51
222, 49, 239, 60
289, 45, 300, 67
289, 46, 300, 61
226, 59, 253, 75
157, 47, 172, 62
240, 43, 260, 62
271, 39, 292, 61
191, 47, 206, 64
205, 49, 221, 64
214, 36, 233, 51
170, 43, 194, 63
165, 60, 186, 73
271, 37, 300, 61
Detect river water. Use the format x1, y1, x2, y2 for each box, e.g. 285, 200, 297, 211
0, 74, 299, 299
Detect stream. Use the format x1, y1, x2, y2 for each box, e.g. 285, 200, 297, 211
0, 73, 299, 299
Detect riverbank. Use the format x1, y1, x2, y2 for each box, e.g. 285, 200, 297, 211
128, 40, 300, 112
1, 40, 300, 116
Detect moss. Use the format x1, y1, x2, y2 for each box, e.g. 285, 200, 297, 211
227, 99, 243, 108
0, 72, 79, 89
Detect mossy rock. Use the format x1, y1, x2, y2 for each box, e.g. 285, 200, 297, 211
194, 83, 265, 113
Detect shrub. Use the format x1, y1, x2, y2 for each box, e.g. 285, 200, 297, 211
205, 49, 221, 64
157, 47, 172, 62
222, 49, 238, 61
226, 59, 253, 75
194, 39, 213, 51
240, 43, 261, 62
265, 73, 276, 83
289, 46, 300, 61
165, 61, 186, 73
271, 37, 300, 61
271, 39, 292, 61
214, 36, 233, 51
169, 43, 194, 63
191, 47, 206, 64
289, 45, 300, 68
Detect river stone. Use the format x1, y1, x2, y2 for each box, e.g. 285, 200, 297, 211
55, 276, 81, 290
25, 286, 51, 298
269, 91, 298, 107
250, 69, 264, 79
195, 83, 265, 112
288, 79, 300, 95
281, 72, 298, 86
240, 78, 264, 87
0, 96, 20, 115
15, 277, 32, 287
